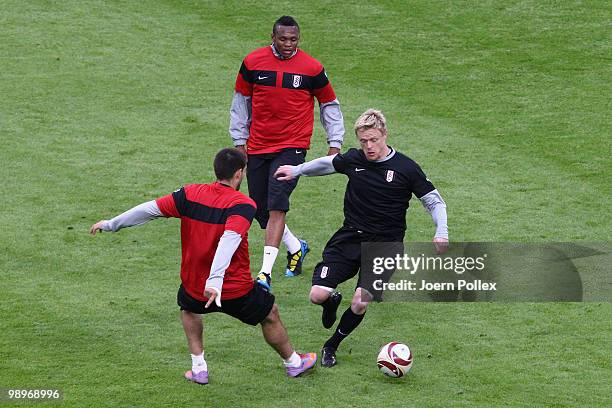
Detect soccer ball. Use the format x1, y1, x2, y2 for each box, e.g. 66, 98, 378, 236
377, 342, 413, 377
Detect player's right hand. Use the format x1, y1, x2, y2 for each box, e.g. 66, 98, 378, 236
235, 145, 247, 162
89, 220, 106, 235
204, 287, 222, 308
275, 165, 296, 181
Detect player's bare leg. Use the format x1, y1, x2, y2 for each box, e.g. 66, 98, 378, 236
261, 303, 318, 377
181, 311, 209, 384
255, 211, 286, 290
260, 304, 292, 358
265, 210, 285, 248
257, 212, 310, 287
309, 285, 332, 304
181, 310, 203, 355
311, 285, 343, 329
350, 287, 372, 315
321, 288, 371, 367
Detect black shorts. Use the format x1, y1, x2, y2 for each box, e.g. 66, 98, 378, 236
177, 284, 275, 326
312, 226, 404, 300
247, 148, 306, 229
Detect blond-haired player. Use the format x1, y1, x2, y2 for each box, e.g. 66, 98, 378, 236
275, 109, 449, 367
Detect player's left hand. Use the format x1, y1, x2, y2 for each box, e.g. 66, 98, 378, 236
89, 220, 106, 235
433, 237, 449, 254
274, 165, 296, 181
204, 287, 221, 308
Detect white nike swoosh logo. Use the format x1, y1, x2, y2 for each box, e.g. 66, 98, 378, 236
355, 168, 365, 172
296, 150, 302, 154
258, 76, 268, 80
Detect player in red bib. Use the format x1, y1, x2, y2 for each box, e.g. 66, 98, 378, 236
229, 16, 345, 289
90, 148, 316, 384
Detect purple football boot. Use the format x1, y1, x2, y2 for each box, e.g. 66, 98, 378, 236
184, 369, 209, 385
286, 352, 317, 377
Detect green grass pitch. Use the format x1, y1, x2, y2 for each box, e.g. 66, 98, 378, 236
1, 1, 610, 407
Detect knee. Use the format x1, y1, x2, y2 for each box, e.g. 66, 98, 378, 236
350, 299, 368, 315
310, 287, 331, 305
350, 290, 370, 314
263, 303, 280, 324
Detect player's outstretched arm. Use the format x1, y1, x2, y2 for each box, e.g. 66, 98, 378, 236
89, 200, 163, 235
419, 190, 449, 253
275, 154, 337, 181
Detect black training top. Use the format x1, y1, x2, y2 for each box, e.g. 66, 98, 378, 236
332, 147, 435, 238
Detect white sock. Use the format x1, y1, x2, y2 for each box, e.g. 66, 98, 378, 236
191, 353, 208, 373
260, 246, 279, 275
282, 225, 302, 254
283, 351, 301, 368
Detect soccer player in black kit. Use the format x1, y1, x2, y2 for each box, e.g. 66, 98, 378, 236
275, 109, 449, 367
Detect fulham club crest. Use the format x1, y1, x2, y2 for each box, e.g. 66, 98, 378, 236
386, 170, 395, 182
292, 75, 302, 88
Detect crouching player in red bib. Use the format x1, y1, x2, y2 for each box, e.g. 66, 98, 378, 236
90, 148, 316, 384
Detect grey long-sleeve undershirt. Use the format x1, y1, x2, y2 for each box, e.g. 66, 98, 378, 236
419, 190, 448, 239
99, 200, 242, 297
229, 92, 252, 147
206, 230, 242, 296
100, 200, 163, 232
320, 100, 344, 148
292, 154, 337, 176
229, 92, 345, 148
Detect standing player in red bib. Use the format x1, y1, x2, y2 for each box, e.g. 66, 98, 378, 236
229, 16, 345, 289
90, 148, 316, 384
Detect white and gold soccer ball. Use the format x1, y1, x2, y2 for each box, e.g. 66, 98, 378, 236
377, 342, 413, 378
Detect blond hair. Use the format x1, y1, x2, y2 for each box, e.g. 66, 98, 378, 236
354, 109, 387, 135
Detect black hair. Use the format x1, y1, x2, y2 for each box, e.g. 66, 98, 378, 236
213, 148, 247, 181
273, 16, 299, 34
